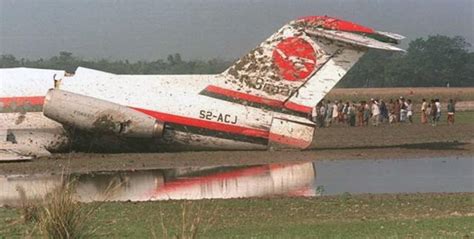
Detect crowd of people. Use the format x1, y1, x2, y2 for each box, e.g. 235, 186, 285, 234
310, 97, 456, 128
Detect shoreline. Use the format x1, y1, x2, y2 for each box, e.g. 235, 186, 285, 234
0, 141, 471, 175
1, 119, 473, 175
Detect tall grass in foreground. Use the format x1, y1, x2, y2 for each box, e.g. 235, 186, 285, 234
16, 186, 40, 223
16, 176, 120, 239
36, 181, 98, 239
151, 201, 220, 239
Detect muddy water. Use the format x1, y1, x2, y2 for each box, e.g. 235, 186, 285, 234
314, 157, 473, 195
0, 157, 472, 205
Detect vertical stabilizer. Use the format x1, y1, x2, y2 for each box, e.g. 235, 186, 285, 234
202, 16, 404, 115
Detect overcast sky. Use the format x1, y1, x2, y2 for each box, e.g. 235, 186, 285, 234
0, 0, 472, 61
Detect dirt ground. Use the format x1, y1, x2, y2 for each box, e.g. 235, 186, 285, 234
1, 122, 472, 175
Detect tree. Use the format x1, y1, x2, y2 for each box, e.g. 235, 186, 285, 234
0, 55, 20, 68
1, 35, 472, 87
339, 35, 473, 87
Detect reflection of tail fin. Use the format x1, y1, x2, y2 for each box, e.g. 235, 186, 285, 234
206, 16, 404, 115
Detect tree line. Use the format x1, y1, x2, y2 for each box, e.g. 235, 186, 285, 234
1, 35, 472, 87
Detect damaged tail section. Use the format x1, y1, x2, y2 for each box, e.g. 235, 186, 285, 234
207, 16, 404, 115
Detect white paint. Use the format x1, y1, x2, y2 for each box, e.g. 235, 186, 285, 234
286, 48, 365, 109
0, 68, 64, 97
269, 118, 314, 149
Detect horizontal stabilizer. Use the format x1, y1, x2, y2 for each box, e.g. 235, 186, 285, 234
305, 29, 405, 52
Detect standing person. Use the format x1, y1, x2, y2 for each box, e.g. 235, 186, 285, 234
342, 102, 349, 125
394, 100, 401, 123
430, 99, 437, 126
319, 102, 326, 128
338, 100, 344, 123
421, 99, 428, 124
447, 99, 455, 125
363, 101, 370, 126
371, 99, 380, 126
349, 102, 357, 127
379, 99, 388, 123
399, 97, 407, 122
406, 99, 413, 124
388, 99, 395, 124
435, 99, 441, 124
332, 100, 339, 125
325, 100, 333, 127
357, 101, 364, 127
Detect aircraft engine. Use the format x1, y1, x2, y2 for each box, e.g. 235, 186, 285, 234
43, 89, 164, 138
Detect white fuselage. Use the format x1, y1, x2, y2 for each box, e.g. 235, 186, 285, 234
1, 67, 312, 152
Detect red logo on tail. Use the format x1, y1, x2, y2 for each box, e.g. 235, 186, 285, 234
272, 37, 317, 81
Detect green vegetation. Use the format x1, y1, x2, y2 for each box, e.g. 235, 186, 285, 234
339, 35, 474, 87
1, 35, 473, 87
1, 193, 473, 238
35, 182, 99, 239
0, 52, 232, 75
8, 183, 101, 239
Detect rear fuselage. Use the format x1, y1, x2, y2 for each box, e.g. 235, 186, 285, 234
1, 67, 312, 152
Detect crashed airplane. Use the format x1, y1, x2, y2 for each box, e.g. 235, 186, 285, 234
0, 16, 404, 160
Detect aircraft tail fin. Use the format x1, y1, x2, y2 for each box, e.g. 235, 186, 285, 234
203, 16, 404, 115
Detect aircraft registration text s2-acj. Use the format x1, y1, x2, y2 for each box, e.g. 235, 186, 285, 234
0, 16, 404, 160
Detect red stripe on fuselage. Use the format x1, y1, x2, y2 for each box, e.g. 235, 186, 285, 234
283, 102, 312, 114
1, 95, 269, 140
204, 85, 285, 108
0, 96, 45, 108
132, 107, 269, 139
203, 85, 312, 115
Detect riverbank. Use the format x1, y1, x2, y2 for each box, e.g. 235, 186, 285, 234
1, 116, 473, 175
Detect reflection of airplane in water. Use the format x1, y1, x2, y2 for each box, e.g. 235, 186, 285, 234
0, 162, 316, 205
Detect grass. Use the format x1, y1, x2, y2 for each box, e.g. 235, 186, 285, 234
151, 201, 219, 239
16, 186, 40, 224
448, 111, 474, 124
1, 193, 473, 238
35, 182, 97, 239
3, 181, 107, 239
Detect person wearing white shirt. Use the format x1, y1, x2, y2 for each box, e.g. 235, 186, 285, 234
406, 99, 413, 123
371, 100, 380, 126
435, 99, 441, 123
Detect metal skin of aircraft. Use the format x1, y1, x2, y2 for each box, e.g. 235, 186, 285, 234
0, 16, 404, 160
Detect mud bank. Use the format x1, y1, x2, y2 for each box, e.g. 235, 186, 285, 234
1, 123, 472, 175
